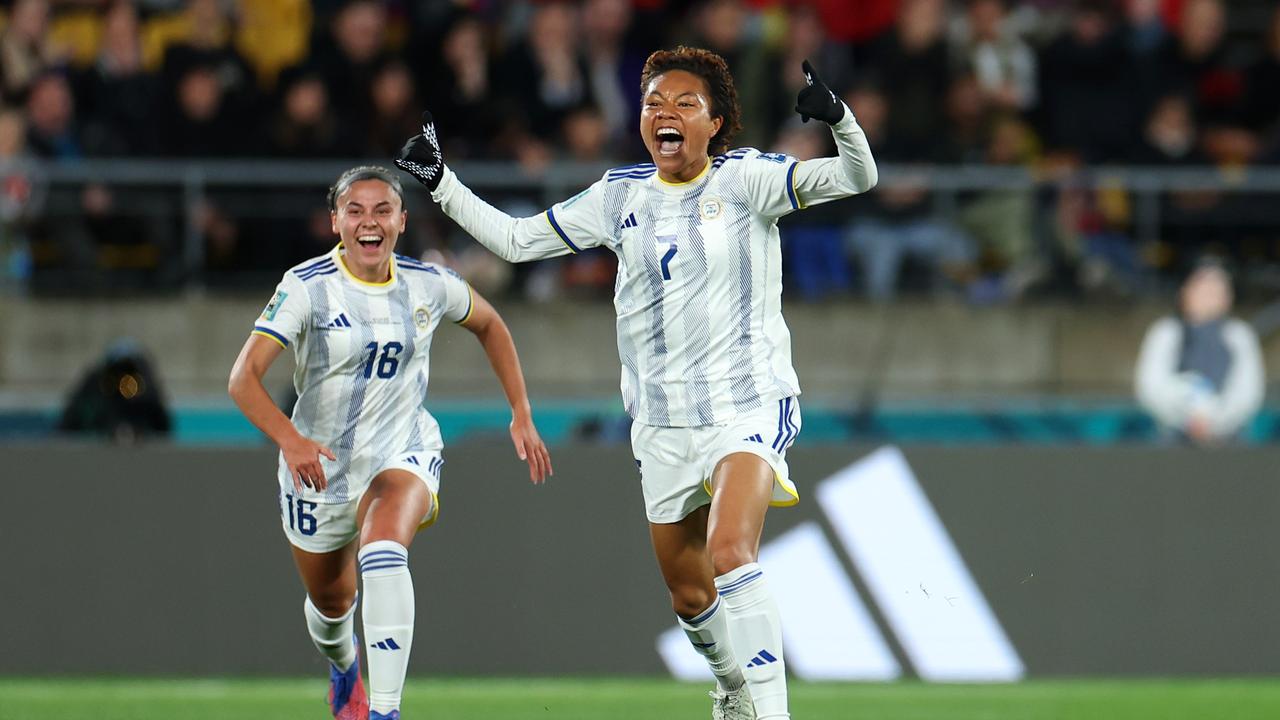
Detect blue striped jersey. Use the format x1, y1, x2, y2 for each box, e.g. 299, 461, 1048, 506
431, 109, 877, 427
252, 245, 474, 503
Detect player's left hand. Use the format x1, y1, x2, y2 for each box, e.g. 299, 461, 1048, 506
395, 111, 445, 192
510, 414, 552, 484
795, 59, 846, 125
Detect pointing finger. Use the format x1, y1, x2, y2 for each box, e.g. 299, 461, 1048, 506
801, 59, 817, 86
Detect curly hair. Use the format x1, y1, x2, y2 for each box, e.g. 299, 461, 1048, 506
640, 46, 743, 156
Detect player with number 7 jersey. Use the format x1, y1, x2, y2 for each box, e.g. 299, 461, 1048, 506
399, 47, 876, 720
229, 165, 551, 720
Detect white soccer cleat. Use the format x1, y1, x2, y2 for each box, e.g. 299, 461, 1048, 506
710, 686, 755, 720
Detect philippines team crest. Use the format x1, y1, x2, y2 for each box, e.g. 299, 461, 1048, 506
700, 198, 722, 221
414, 305, 431, 330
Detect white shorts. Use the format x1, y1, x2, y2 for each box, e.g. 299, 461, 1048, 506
279, 450, 443, 554
632, 397, 802, 524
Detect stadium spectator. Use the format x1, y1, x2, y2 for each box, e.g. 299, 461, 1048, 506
310, 0, 393, 143
581, 0, 645, 148
1241, 5, 1280, 163
937, 71, 993, 163
686, 0, 772, 148
1136, 260, 1265, 444
150, 0, 260, 125
417, 14, 510, 161
58, 339, 172, 442
497, 1, 591, 144
1036, 0, 1139, 163
25, 71, 80, 159
157, 62, 239, 157
365, 59, 422, 158
0, 108, 38, 292
843, 85, 976, 300
261, 67, 349, 158
77, 0, 158, 157
868, 0, 952, 161
0, 0, 65, 103
1141, 0, 1241, 129
1124, 0, 1167, 57
952, 0, 1038, 113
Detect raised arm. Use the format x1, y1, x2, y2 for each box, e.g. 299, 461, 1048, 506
791, 59, 878, 204
396, 113, 582, 263
228, 335, 336, 492
456, 289, 553, 483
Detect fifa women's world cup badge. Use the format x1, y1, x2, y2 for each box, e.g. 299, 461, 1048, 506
262, 290, 287, 320
414, 305, 431, 330
699, 198, 722, 221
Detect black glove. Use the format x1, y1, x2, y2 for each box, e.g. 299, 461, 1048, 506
395, 111, 445, 192
794, 60, 846, 125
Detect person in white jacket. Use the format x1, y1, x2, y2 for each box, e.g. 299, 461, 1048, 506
1135, 261, 1265, 444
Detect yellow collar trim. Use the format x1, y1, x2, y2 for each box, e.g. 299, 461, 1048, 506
657, 158, 711, 187
335, 244, 395, 287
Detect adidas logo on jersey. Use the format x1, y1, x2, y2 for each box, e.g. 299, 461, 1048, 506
325, 313, 352, 329
746, 649, 778, 667
620, 212, 638, 230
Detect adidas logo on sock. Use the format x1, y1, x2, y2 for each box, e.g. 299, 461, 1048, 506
746, 649, 778, 667
371, 638, 402, 651
621, 212, 638, 230
326, 313, 352, 329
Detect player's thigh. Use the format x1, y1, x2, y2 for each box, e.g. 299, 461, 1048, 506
356, 454, 441, 547
632, 421, 713, 524
705, 396, 803, 509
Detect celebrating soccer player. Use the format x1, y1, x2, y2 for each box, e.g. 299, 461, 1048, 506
228, 166, 551, 720
397, 47, 875, 719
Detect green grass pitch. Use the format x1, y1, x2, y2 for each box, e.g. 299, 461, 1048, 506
4, 677, 1280, 719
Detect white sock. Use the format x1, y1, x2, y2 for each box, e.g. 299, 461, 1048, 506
678, 596, 745, 692
716, 563, 789, 719
304, 594, 358, 672
360, 540, 414, 714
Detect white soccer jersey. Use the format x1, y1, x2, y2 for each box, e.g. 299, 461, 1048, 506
252, 245, 474, 503
432, 107, 877, 427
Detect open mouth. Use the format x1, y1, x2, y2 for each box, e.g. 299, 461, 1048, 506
356, 235, 383, 249
656, 127, 684, 157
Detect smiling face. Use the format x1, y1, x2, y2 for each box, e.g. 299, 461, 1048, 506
640, 69, 722, 183
330, 178, 406, 282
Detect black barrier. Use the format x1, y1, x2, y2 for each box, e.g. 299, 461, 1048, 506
4, 442, 1280, 677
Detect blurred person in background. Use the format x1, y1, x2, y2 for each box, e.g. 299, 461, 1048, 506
416, 13, 510, 160
228, 165, 550, 720
25, 71, 80, 159
78, 0, 159, 157
152, 0, 261, 129
868, 0, 952, 161
0, 0, 65, 102
365, 59, 422, 157
1136, 260, 1264, 444
0, 108, 39, 292
952, 0, 1038, 114
1036, 0, 1138, 163
399, 47, 877, 720
157, 61, 239, 156
687, 0, 771, 148
1125, 0, 1167, 57
312, 0, 393, 144
843, 84, 976, 300
58, 339, 171, 442
582, 0, 645, 150
957, 114, 1041, 300
1241, 5, 1280, 163
263, 66, 350, 158
497, 2, 590, 147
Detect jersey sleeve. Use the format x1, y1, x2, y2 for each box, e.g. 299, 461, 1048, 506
739, 150, 807, 219
742, 108, 879, 219
252, 272, 309, 348
439, 266, 476, 324
432, 167, 607, 262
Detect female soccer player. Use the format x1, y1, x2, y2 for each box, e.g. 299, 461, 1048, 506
397, 47, 875, 720
228, 166, 551, 720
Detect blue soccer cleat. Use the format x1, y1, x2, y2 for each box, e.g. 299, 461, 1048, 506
327, 637, 368, 720
370, 711, 400, 720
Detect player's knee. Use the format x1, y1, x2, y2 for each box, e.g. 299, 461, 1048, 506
708, 541, 757, 577
669, 584, 715, 619
310, 591, 357, 618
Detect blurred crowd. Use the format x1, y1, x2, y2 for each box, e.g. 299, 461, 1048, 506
1, 0, 1280, 302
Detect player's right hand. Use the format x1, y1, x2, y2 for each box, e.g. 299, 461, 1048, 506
395, 111, 445, 192
281, 433, 337, 493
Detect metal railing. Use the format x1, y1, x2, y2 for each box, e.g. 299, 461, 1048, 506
8, 158, 1280, 287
